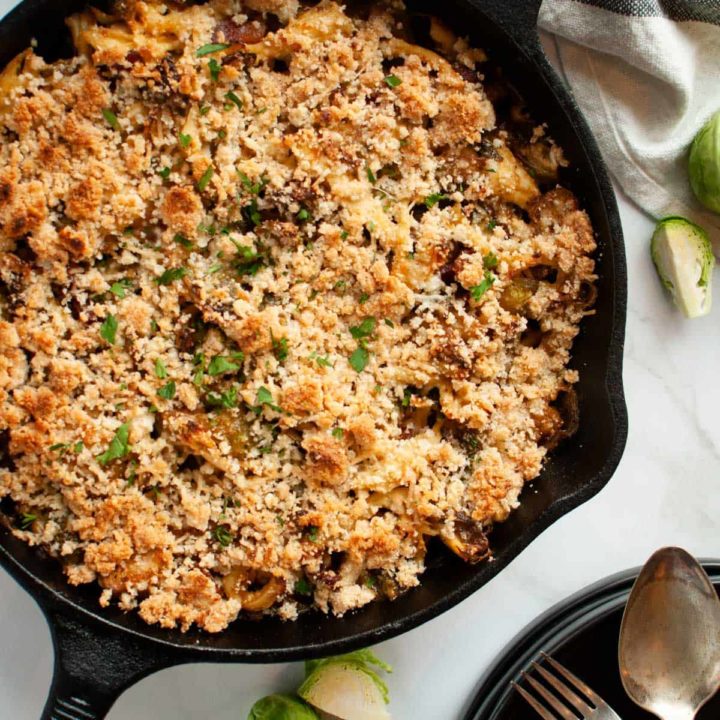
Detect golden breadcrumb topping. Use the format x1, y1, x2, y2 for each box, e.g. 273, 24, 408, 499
0, 0, 596, 631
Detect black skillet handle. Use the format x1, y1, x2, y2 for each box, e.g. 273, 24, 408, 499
478, 0, 544, 55
40, 609, 175, 720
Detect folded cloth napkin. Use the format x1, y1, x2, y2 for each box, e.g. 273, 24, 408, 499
538, 0, 720, 249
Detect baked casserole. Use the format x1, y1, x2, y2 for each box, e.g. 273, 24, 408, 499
0, 0, 596, 631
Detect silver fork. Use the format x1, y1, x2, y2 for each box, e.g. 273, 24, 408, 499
513, 652, 622, 720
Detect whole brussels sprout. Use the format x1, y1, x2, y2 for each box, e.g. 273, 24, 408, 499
689, 110, 720, 214
247, 694, 319, 720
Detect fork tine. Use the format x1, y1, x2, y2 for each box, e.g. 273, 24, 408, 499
541, 653, 605, 707
533, 662, 593, 716
513, 681, 558, 720
524, 674, 579, 720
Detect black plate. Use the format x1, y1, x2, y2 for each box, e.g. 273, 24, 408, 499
464, 562, 720, 720
0, 0, 628, 717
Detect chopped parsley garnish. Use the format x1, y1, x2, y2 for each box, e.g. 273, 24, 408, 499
50, 442, 69, 453
296, 207, 311, 222
109, 278, 132, 298
331, 427, 344, 439
384, 74, 402, 88
196, 42, 229, 57
483, 252, 499, 270
73, 441, 84, 454
349, 316, 376, 340
424, 193, 448, 208
237, 171, 268, 195
156, 267, 187, 285
19, 513, 36, 530
157, 381, 176, 400
294, 578, 313, 595
208, 263, 223, 274
199, 105, 211, 115
213, 525, 233, 546
366, 166, 377, 184
232, 242, 264, 275
178, 133, 192, 148
359, 292, 369, 304
154, 358, 168, 379
254, 386, 281, 414
349, 345, 369, 373
384, 318, 394, 327
158, 166, 171, 179
340, 230, 349, 240
173, 233, 192, 248
205, 386, 238, 409
271, 333, 289, 362
401, 388, 413, 407
197, 166, 213, 192
470, 271, 496, 301
126, 460, 137, 486
364, 575, 377, 589
207, 354, 242, 376
306, 526, 320, 542
102, 108, 120, 130
242, 198, 262, 227
97, 423, 131, 466
150, 319, 159, 333
208, 58, 221, 82
224, 91, 242, 110
100, 314, 118, 345
309, 351, 333, 368
487, 219, 498, 231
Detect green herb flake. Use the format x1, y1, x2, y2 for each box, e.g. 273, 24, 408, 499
294, 578, 313, 596
178, 132, 192, 148
340, 230, 349, 240
208, 58, 221, 82
205, 386, 238, 410
19, 513, 37, 530
102, 108, 120, 130
297, 207, 311, 222
309, 351, 333, 368
157, 381, 176, 400
213, 525, 233, 546
154, 358, 168, 379
199, 105, 211, 116
359, 292, 370, 305
156, 267, 188, 286
100, 314, 118, 345
349, 345, 369, 373
73, 441, 84, 454
224, 91, 242, 110
196, 42, 229, 57
109, 278, 132, 299
207, 355, 241, 376
483, 252, 499, 270
150, 319, 159, 333
271, 333, 289, 362
158, 166, 171, 179
331, 427, 344, 439
350, 316, 376, 340
97, 423, 131, 466
242, 198, 262, 227
306, 526, 319, 542
197, 166, 214, 192
208, 263, 223, 274
173, 233, 192, 248
384, 74, 402, 88
366, 166, 377, 184
424, 193, 448, 209
50, 442, 69, 453
254, 386, 282, 414
470, 271, 496, 301
487, 219, 497, 231
384, 318, 394, 327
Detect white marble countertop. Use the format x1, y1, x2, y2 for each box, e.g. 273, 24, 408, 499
1, 3, 719, 718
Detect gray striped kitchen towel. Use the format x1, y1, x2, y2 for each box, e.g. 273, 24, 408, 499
538, 0, 720, 249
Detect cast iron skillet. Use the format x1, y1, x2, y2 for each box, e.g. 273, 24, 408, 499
0, 0, 628, 717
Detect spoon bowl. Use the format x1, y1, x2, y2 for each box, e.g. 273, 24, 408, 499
619, 547, 720, 720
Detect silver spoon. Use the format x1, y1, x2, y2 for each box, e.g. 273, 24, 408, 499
619, 547, 720, 720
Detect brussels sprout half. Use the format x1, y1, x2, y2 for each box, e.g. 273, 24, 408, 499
247, 694, 319, 720
651, 216, 715, 318
689, 111, 720, 214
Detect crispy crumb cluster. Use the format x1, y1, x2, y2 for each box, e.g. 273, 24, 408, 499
0, 0, 596, 631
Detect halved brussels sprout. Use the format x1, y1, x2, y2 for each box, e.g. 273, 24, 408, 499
689, 111, 720, 214
651, 216, 715, 318
247, 694, 319, 720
